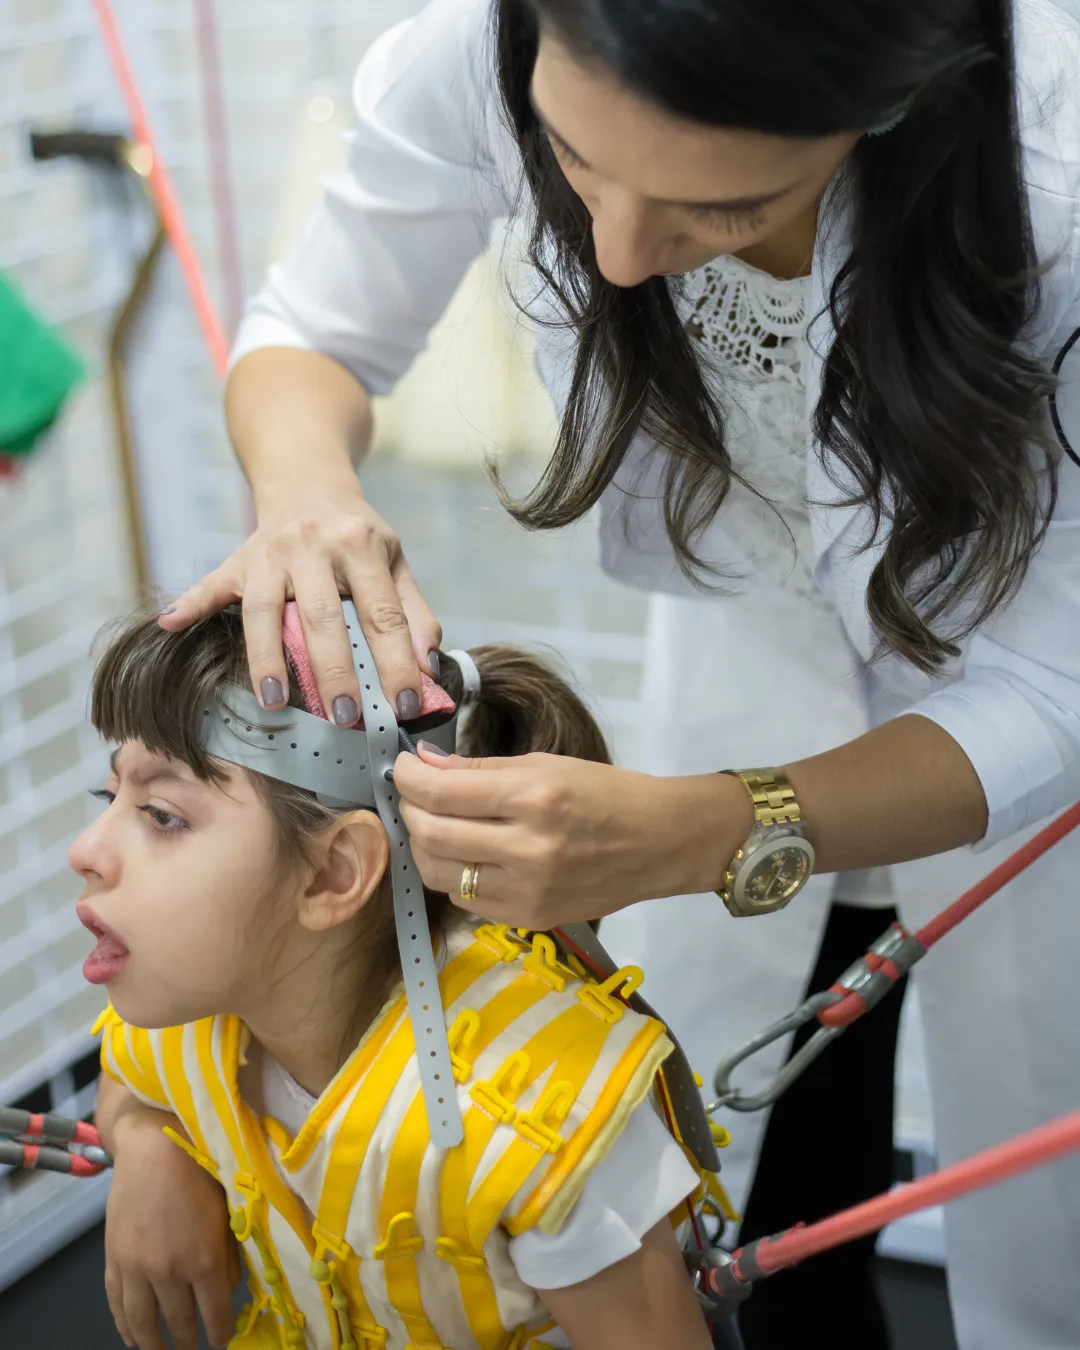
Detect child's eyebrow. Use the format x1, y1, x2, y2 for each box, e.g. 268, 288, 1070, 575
108, 747, 208, 792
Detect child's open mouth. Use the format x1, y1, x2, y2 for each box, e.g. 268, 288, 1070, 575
77, 902, 130, 985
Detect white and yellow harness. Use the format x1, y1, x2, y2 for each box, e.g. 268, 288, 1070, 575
98, 923, 731, 1350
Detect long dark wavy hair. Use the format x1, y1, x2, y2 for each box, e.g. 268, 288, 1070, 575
494, 0, 1057, 671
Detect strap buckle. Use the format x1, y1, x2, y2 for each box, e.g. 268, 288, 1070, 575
469, 1051, 530, 1124
577, 966, 644, 1025
229, 1172, 263, 1241
373, 1212, 424, 1262
475, 923, 522, 962
514, 1080, 575, 1155
523, 934, 575, 993
435, 1236, 488, 1272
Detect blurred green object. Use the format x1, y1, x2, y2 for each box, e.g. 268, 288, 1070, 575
0, 269, 85, 459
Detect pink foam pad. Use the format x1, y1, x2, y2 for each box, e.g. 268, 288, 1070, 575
281, 601, 455, 723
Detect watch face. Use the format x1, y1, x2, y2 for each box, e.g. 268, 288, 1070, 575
744, 843, 813, 910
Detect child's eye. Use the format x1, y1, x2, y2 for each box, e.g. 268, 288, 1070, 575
137, 805, 189, 836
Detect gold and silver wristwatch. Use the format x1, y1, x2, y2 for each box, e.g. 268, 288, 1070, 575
717, 769, 815, 917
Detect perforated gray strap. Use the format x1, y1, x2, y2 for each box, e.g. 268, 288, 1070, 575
553, 923, 721, 1175
201, 690, 377, 808
342, 601, 464, 1148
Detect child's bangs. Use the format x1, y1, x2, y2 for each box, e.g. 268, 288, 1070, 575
90, 609, 250, 781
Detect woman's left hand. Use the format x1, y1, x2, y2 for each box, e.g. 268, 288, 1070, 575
395, 744, 752, 928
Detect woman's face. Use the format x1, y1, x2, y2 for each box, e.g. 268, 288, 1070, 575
68, 741, 288, 1030
531, 31, 858, 286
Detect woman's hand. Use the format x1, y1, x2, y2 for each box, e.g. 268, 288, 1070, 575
395, 745, 753, 928
103, 1105, 240, 1350
159, 478, 441, 727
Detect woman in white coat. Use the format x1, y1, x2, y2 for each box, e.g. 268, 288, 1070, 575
166, 0, 1080, 1346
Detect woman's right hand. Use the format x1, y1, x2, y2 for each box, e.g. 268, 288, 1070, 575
159, 480, 442, 727
104, 1105, 241, 1350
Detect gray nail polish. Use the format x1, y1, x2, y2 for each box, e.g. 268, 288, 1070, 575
418, 740, 450, 757
397, 689, 421, 722
333, 695, 359, 726
261, 677, 285, 708
159, 605, 177, 616
428, 650, 441, 681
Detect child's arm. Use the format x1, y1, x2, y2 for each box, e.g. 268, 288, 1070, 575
537, 1217, 713, 1350
97, 1075, 240, 1350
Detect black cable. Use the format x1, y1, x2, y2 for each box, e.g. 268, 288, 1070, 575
1050, 325, 1080, 469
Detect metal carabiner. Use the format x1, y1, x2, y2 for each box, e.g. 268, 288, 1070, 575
706, 990, 845, 1114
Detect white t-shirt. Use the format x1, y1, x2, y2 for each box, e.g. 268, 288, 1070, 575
238, 1039, 698, 1345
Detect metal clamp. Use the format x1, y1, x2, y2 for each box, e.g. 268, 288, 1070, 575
707, 991, 845, 1115
708, 923, 926, 1115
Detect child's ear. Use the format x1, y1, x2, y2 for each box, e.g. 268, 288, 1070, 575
298, 811, 389, 933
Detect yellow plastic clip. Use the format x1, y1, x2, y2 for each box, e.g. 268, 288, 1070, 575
577, 966, 645, 1025
514, 1080, 575, 1155
373, 1212, 425, 1262
435, 1236, 488, 1272
309, 1220, 352, 1282
710, 1121, 732, 1149
448, 1008, 482, 1084
469, 1050, 530, 1124
356, 1327, 388, 1349
475, 923, 522, 963
162, 1126, 220, 1177
565, 954, 591, 982
229, 1172, 263, 1241
523, 934, 574, 993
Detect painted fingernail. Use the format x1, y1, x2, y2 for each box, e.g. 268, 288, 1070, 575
397, 689, 421, 721
260, 677, 285, 708
428, 650, 441, 680
418, 740, 450, 757
333, 695, 359, 726
158, 605, 177, 616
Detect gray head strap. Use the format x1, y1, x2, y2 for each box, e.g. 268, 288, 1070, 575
200, 693, 378, 809
200, 601, 465, 1148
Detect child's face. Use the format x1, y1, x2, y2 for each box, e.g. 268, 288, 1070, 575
69, 740, 289, 1029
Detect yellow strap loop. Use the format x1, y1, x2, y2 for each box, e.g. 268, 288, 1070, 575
469, 1050, 531, 1124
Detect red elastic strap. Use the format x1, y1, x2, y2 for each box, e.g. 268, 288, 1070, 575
817, 951, 907, 1029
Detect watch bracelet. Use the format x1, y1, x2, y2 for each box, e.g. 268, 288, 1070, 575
722, 767, 804, 829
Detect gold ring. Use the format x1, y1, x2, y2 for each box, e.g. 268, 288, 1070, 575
460, 862, 481, 904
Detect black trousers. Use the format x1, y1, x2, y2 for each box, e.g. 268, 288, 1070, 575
733, 902, 906, 1350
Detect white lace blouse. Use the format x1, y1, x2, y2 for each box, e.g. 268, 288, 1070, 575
674, 252, 818, 603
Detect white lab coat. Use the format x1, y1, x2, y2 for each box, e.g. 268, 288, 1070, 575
233, 1, 1080, 1344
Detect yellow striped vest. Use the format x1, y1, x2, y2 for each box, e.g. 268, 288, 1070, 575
98, 924, 685, 1350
